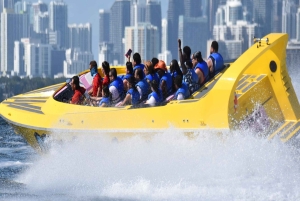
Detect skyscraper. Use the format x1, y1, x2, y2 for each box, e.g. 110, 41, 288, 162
99, 9, 110, 43
1, 9, 28, 74
145, 0, 162, 56
253, 0, 272, 36
282, 0, 297, 40
184, 0, 202, 18
68, 23, 92, 52
208, 0, 221, 35
110, 0, 131, 64
124, 23, 159, 62
272, 0, 282, 33
34, 12, 49, 33
130, 0, 146, 26
49, 1, 68, 49
167, 0, 184, 59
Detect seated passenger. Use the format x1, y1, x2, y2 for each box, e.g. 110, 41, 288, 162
132, 52, 145, 76
207, 41, 224, 77
98, 85, 111, 107
173, 75, 190, 100
70, 76, 86, 105
88, 60, 102, 97
123, 61, 133, 92
101, 61, 110, 87
109, 68, 124, 105
192, 51, 209, 86
146, 80, 163, 106
144, 61, 160, 84
151, 57, 159, 68
178, 39, 199, 93
170, 59, 183, 79
154, 60, 173, 99
135, 68, 150, 101
117, 76, 140, 107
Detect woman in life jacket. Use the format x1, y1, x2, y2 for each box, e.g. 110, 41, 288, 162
169, 59, 183, 91
70, 76, 86, 105
98, 85, 111, 107
123, 61, 133, 92
144, 61, 160, 85
154, 60, 173, 100
117, 76, 140, 107
146, 80, 163, 107
173, 75, 190, 100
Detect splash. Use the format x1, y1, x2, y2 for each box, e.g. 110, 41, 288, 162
17, 129, 300, 200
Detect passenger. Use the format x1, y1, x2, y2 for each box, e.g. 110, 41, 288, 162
70, 76, 86, 105
123, 61, 133, 92
169, 59, 183, 91
88, 60, 102, 97
178, 39, 199, 93
151, 57, 159, 68
117, 76, 140, 107
146, 80, 163, 106
109, 68, 124, 105
144, 61, 160, 84
207, 41, 224, 77
135, 68, 150, 101
155, 60, 173, 99
101, 61, 110, 87
98, 85, 111, 107
173, 75, 190, 100
132, 52, 145, 76
192, 51, 209, 86
170, 59, 183, 79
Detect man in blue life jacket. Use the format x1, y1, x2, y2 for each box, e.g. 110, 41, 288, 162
173, 75, 190, 100
109, 68, 124, 105
132, 53, 145, 77
207, 41, 224, 77
135, 68, 150, 101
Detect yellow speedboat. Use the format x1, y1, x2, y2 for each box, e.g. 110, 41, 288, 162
1, 33, 300, 151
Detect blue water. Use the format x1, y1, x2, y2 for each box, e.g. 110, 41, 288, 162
1, 66, 300, 200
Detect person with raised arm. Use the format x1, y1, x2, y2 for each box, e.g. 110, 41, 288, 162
178, 39, 199, 93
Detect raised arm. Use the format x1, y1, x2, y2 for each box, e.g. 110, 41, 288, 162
178, 39, 188, 75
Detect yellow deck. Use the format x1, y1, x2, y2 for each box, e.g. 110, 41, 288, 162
1, 33, 300, 151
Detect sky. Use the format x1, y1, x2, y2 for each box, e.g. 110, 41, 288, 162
43, 0, 168, 59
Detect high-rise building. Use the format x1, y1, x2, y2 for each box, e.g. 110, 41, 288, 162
34, 11, 49, 33
296, 7, 300, 41
68, 23, 92, 52
167, 0, 184, 59
99, 9, 110, 43
51, 47, 65, 77
98, 42, 116, 65
130, 0, 146, 26
178, 16, 208, 57
14, 41, 25, 75
124, 23, 159, 62
63, 48, 93, 77
145, 0, 162, 55
253, 0, 272, 36
32, 0, 48, 15
282, 0, 297, 40
184, 0, 202, 18
1, 9, 28, 74
208, 0, 221, 35
49, 1, 68, 48
161, 18, 168, 53
225, 0, 243, 25
110, 0, 131, 64
272, 0, 282, 33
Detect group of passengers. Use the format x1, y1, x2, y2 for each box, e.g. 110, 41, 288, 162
70, 40, 224, 107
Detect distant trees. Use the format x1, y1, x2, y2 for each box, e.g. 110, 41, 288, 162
0, 76, 66, 102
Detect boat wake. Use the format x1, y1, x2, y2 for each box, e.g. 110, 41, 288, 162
16, 129, 300, 200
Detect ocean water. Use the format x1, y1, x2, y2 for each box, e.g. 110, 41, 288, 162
1, 67, 300, 200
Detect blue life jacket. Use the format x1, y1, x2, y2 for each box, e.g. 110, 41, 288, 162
109, 77, 124, 100
148, 90, 163, 104
127, 88, 140, 106
145, 73, 160, 84
99, 97, 110, 107
175, 82, 190, 99
195, 61, 209, 83
209, 52, 224, 74
136, 79, 150, 101
160, 72, 173, 96
133, 63, 145, 78
122, 73, 133, 81
190, 69, 199, 84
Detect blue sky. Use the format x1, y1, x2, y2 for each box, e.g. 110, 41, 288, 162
43, 0, 168, 59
